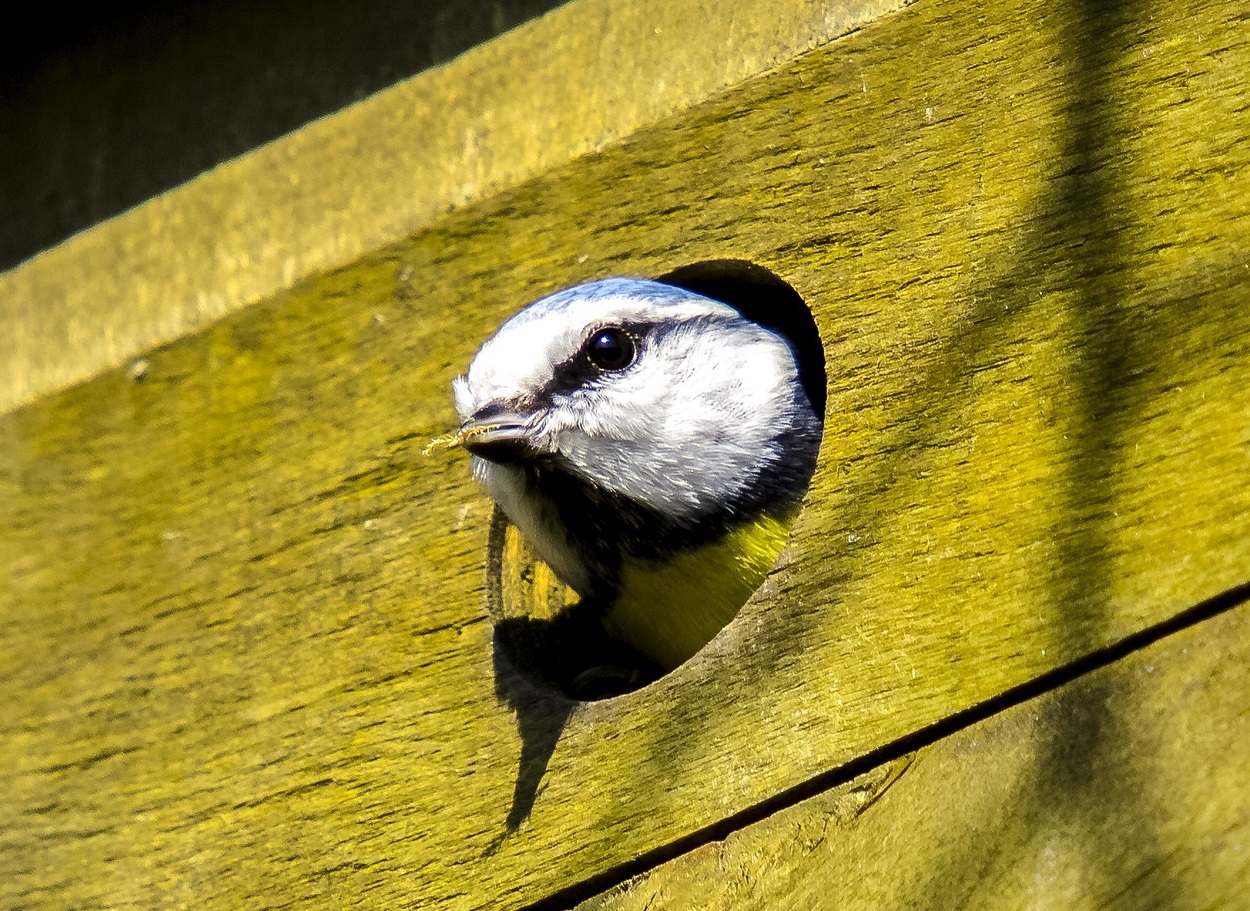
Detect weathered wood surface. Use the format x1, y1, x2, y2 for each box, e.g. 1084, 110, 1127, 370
2, 0, 1249, 908
0, 0, 907, 415
580, 601, 1250, 911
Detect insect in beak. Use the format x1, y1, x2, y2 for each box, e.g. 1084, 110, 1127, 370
425, 407, 551, 463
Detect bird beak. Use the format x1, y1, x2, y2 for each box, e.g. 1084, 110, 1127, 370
455, 408, 551, 463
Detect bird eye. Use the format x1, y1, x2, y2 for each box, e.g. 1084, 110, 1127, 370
584, 327, 636, 371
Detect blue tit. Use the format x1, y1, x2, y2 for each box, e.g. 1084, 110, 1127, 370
452, 277, 823, 684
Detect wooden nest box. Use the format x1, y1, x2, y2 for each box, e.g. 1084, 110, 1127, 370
2, 0, 1248, 907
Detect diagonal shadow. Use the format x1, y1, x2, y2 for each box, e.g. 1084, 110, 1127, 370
616, 0, 1237, 901
895, 0, 1200, 905
484, 645, 576, 852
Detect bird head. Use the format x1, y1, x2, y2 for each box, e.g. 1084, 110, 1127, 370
452, 279, 816, 523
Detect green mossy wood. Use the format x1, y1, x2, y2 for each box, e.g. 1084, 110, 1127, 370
2, 0, 1248, 908
581, 604, 1250, 910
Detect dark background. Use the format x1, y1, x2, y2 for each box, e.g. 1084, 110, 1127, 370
0, 0, 569, 271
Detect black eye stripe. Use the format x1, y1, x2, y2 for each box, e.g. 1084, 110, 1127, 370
537, 319, 660, 402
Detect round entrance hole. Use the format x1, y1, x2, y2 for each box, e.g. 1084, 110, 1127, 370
487, 260, 826, 700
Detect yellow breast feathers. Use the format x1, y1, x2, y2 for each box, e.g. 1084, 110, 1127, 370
603, 513, 794, 671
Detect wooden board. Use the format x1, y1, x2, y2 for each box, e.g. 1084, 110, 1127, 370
0, 0, 907, 414
579, 600, 1250, 910
3, 0, 1249, 907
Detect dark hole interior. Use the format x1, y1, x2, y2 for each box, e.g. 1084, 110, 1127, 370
657, 259, 827, 421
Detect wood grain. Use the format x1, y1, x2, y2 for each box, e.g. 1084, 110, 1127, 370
0, 0, 908, 415
579, 600, 1250, 910
2, 0, 1249, 907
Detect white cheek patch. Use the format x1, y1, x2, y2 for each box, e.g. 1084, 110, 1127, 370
553, 320, 801, 515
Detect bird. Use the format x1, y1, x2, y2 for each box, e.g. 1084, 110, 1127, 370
449, 277, 823, 695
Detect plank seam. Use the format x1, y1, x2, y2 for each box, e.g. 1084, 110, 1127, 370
521, 580, 1250, 911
